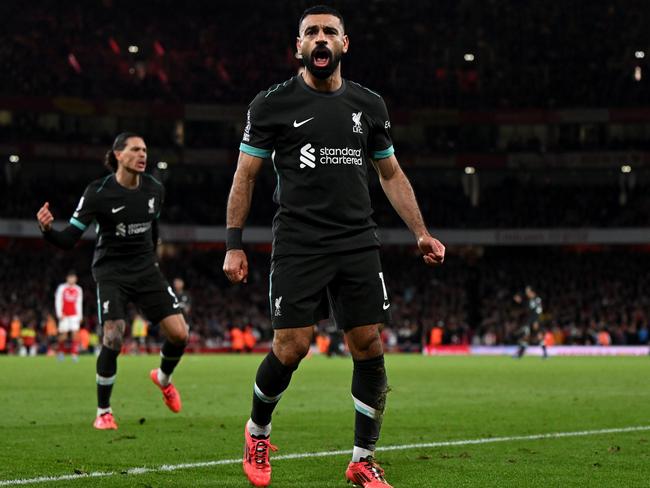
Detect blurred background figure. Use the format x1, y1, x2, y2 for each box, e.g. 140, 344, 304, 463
43, 312, 58, 356
173, 278, 192, 322
54, 271, 82, 362
513, 286, 546, 359
131, 314, 149, 354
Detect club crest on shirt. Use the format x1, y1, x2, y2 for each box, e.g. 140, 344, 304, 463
148, 197, 155, 214
274, 296, 283, 317
352, 112, 363, 134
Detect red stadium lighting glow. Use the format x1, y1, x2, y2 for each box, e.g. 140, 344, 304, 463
67, 53, 82, 74
154, 41, 165, 56
109, 37, 120, 54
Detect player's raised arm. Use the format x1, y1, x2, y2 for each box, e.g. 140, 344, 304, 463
371, 154, 445, 266
36, 202, 84, 250
223, 151, 265, 284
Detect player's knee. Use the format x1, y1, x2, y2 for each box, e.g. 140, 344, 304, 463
350, 329, 383, 359
273, 334, 310, 366
167, 327, 188, 345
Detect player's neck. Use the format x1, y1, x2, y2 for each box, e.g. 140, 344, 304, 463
114, 168, 140, 189
302, 69, 343, 92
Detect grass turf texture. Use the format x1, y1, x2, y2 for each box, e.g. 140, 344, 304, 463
1, 355, 649, 487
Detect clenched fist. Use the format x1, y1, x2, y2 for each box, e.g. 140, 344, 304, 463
36, 202, 54, 232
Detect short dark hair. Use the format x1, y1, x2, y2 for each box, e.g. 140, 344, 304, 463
298, 5, 344, 34
104, 132, 141, 172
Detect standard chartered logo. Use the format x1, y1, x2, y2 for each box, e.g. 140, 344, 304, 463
299, 143, 316, 168
299, 143, 363, 169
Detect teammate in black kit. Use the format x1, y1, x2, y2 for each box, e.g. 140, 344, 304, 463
513, 285, 547, 359
36, 133, 189, 430
222, 6, 445, 487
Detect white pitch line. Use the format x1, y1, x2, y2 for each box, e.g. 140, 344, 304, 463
1, 425, 649, 486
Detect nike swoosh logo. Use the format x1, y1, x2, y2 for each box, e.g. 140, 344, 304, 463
383, 302, 390, 310
173, 303, 180, 309
111, 206, 125, 214
293, 117, 314, 128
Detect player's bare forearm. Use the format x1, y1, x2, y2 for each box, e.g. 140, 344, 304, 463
374, 156, 428, 240
226, 152, 264, 228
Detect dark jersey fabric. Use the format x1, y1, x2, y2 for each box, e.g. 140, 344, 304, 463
240, 75, 395, 257
69, 173, 164, 280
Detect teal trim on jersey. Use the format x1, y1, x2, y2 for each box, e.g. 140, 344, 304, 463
271, 150, 281, 230
240, 143, 272, 159
349, 80, 381, 98
69, 217, 87, 231
268, 263, 274, 317
96, 174, 113, 193
96, 285, 102, 324
155, 211, 161, 219
264, 78, 291, 98
143, 173, 163, 186
373, 145, 395, 160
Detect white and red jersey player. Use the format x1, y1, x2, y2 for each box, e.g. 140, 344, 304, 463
55, 272, 83, 333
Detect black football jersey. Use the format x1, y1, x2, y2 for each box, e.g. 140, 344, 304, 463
69, 173, 164, 280
240, 75, 395, 256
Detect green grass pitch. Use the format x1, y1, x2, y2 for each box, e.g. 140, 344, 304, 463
1, 354, 649, 487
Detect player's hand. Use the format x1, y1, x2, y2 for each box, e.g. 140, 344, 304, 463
36, 202, 54, 232
223, 249, 249, 284
417, 234, 445, 266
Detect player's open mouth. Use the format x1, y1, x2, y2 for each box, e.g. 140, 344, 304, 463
312, 47, 331, 67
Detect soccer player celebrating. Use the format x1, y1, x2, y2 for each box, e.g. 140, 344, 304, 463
36, 133, 189, 430
223, 6, 445, 487
54, 270, 83, 362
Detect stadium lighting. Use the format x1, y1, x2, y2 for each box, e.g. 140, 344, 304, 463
157, 161, 168, 170
464, 166, 476, 175
464, 53, 475, 62
621, 165, 632, 173
9, 154, 19, 163
634, 66, 642, 81
635, 51, 645, 59
128, 45, 139, 53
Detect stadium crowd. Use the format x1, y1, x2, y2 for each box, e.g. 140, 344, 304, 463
1, 243, 648, 354
1, 0, 649, 108
3, 167, 649, 229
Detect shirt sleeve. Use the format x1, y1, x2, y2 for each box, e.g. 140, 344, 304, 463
239, 91, 275, 159
369, 96, 395, 160
69, 185, 97, 232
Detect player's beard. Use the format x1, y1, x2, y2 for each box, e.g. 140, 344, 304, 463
303, 47, 342, 80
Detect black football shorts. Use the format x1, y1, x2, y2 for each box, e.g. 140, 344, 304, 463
269, 247, 391, 330
96, 265, 181, 325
